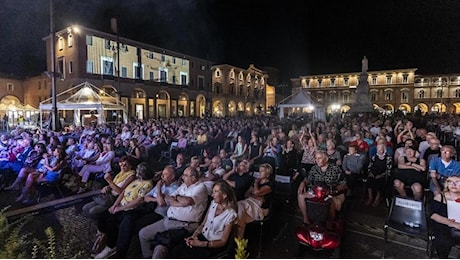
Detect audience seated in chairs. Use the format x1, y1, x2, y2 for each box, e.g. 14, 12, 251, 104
261, 136, 281, 170
393, 145, 426, 200
248, 133, 263, 171
236, 163, 273, 238
94, 162, 154, 259
200, 156, 225, 195
172, 152, 187, 180
429, 145, 460, 197
15, 146, 67, 204
430, 174, 460, 258
297, 151, 348, 225
172, 180, 238, 258
138, 166, 208, 258
77, 141, 115, 194
366, 143, 393, 207
0, 137, 34, 174
223, 160, 254, 201
342, 144, 364, 195
5, 143, 47, 191
230, 135, 248, 167
82, 156, 136, 218
219, 148, 234, 173
126, 138, 143, 167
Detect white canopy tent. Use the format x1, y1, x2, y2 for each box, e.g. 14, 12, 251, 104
278, 89, 326, 121
39, 81, 127, 127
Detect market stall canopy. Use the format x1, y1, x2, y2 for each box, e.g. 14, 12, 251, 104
39, 81, 127, 126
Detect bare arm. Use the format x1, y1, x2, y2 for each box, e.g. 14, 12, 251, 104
165, 194, 195, 207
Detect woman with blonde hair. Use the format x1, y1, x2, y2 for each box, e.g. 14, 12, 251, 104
236, 163, 273, 238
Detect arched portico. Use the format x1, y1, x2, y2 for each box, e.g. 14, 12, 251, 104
156, 90, 170, 118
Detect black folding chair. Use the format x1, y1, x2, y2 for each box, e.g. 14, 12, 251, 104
383, 196, 432, 258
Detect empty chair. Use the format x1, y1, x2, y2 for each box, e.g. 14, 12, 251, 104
383, 196, 431, 258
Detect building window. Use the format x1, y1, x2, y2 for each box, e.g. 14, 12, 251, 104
215, 70, 220, 77
38, 81, 41, 90
385, 92, 392, 100
69, 61, 73, 74
182, 59, 187, 66
86, 60, 93, 73
401, 92, 408, 102
6, 83, 13, 92
331, 78, 335, 87
418, 89, 425, 98
133, 63, 144, 79
105, 39, 111, 50
329, 93, 336, 102
57, 57, 64, 78
161, 54, 165, 62
215, 84, 221, 94
456, 89, 460, 98
386, 76, 392, 84
172, 75, 176, 84
172, 57, 176, 64
372, 77, 377, 85
159, 69, 167, 82
86, 35, 93, 46
239, 72, 243, 81
436, 89, 443, 98
246, 74, 251, 83
371, 92, 377, 101
318, 79, 322, 87
149, 71, 154, 81
68, 34, 73, 48
180, 72, 188, 85
57, 37, 63, 51
198, 76, 205, 90
344, 78, 349, 86
101, 57, 114, 75
121, 67, 127, 78
230, 70, 235, 79
239, 85, 243, 95
343, 94, 349, 103
403, 74, 409, 84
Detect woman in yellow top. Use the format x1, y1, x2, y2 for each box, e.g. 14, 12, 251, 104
93, 162, 154, 258
82, 156, 136, 217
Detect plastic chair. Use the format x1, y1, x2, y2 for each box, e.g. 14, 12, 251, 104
383, 196, 432, 258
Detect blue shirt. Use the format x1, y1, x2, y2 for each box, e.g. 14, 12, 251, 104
429, 157, 460, 177
146, 181, 179, 216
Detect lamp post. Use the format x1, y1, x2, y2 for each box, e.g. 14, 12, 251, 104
50, 0, 58, 131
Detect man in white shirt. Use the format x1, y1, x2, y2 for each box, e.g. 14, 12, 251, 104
138, 166, 208, 258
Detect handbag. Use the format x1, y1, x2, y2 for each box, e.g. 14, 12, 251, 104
92, 193, 114, 207
151, 228, 190, 249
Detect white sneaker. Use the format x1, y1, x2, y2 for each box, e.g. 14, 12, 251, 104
94, 246, 116, 259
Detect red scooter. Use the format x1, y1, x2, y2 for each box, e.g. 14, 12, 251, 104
295, 184, 345, 258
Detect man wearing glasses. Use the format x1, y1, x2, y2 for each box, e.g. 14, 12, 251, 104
139, 166, 208, 258
429, 145, 460, 196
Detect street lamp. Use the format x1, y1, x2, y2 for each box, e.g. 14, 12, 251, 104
49, 0, 58, 131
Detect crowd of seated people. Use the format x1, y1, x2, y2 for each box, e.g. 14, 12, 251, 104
2, 113, 460, 257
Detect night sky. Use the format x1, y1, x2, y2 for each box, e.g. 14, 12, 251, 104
1, 0, 460, 84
